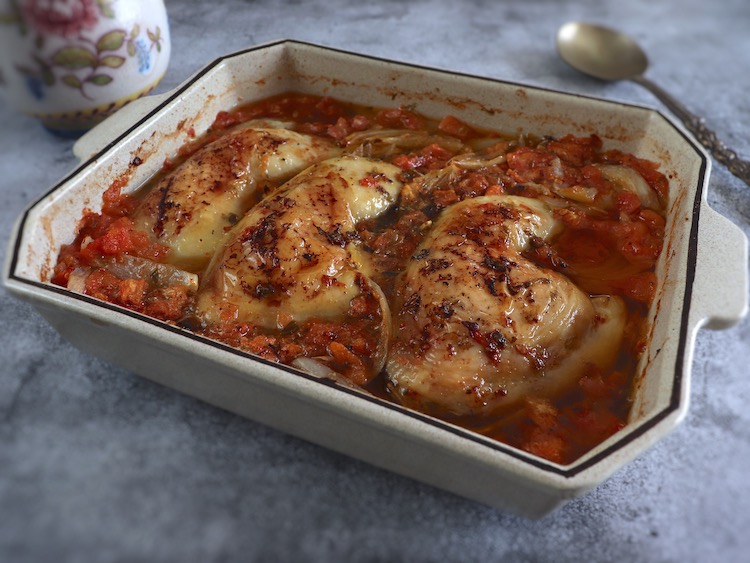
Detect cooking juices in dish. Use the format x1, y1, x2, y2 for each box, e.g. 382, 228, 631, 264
52, 93, 668, 464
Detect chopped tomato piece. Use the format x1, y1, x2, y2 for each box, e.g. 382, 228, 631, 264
376, 107, 425, 130
438, 115, 480, 140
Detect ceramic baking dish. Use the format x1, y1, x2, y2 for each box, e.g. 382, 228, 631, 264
4, 40, 748, 518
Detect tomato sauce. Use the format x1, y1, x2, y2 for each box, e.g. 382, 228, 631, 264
52, 93, 669, 464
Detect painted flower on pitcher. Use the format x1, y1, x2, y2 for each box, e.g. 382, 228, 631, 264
20, 0, 99, 38
134, 37, 150, 73
25, 74, 44, 98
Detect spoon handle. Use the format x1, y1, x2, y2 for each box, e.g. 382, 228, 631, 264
632, 75, 750, 185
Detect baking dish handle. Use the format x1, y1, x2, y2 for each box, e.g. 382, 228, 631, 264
73, 91, 171, 162
691, 205, 749, 330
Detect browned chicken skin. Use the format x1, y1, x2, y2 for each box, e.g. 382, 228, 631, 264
386, 195, 626, 418
195, 155, 404, 377
132, 122, 341, 271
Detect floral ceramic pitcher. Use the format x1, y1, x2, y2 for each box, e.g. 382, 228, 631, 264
0, 0, 170, 136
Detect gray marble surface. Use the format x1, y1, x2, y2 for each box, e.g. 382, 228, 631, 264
2, 0, 750, 561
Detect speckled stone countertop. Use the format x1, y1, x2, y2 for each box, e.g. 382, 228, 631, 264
2, 0, 749, 561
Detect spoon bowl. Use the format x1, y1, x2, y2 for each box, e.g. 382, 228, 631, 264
556, 22, 648, 81
555, 21, 750, 185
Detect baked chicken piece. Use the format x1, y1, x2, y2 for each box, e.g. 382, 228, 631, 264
132, 121, 341, 271
386, 195, 626, 418
195, 155, 404, 380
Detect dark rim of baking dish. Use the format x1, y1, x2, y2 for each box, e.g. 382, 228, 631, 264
7, 39, 707, 478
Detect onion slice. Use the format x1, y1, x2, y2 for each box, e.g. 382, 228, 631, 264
290, 357, 363, 390
101, 256, 198, 291
65, 257, 198, 295
597, 164, 661, 210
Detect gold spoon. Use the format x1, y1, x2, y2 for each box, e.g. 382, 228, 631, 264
556, 21, 750, 184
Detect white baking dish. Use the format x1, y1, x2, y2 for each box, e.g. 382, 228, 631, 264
4, 40, 747, 517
